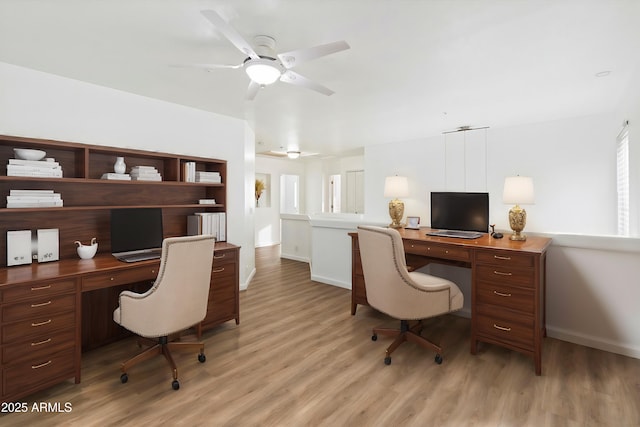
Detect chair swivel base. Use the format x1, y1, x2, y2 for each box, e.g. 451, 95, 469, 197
371, 320, 443, 365
119, 336, 206, 390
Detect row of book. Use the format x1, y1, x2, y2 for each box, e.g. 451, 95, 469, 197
6, 158, 63, 178
182, 162, 222, 184
195, 171, 221, 183
130, 166, 162, 181
187, 212, 226, 242
6, 189, 63, 208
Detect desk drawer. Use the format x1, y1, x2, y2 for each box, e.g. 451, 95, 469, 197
403, 241, 471, 262
2, 280, 76, 302
2, 293, 76, 323
3, 348, 76, 397
213, 250, 237, 266
475, 264, 534, 288
3, 310, 76, 344
3, 329, 75, 364
476, 281, 534, 314
476, 305, 534, 350
211, 262, 236, 281
475, 250, 534, 268
82, 265, 158, 292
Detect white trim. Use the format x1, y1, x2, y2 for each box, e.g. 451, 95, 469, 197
547, 326, 640, 359
280, 253, 310, 263
310, 274, 351, 289
241, 267, 256, 291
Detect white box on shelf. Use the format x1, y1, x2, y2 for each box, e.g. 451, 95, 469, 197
37, 228, 59, 263
7, 230, 33, 266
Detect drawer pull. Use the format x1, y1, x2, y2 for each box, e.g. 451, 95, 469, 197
494, 255, 511, 260
31, 300, 52, 308
493, 270, 513, 276
151, 270, 156, 274
31, 284, 52, 291
31, 338, 52, 346
214, 253, 226, 259
213, 267, 225, 273
493, 290, 512, 297
32, 319, 52, 327
493, 324, 512, 332
445, 250, 449, 254
110, 277, 115, 281
32, 360, 52, 369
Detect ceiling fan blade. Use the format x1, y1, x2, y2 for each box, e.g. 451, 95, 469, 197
277, 40, 350, 69
246, 81, 261, 100
280, 71, 334, 96
169, 63, 243, 71
201, 10, 259, 60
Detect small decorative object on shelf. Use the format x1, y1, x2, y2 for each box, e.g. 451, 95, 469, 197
75, 237, 98, 259
6, 230, 33, 266
37, 228, 59, 262
198, 199, 217, 204
114, 156, 126, 174
13, 148, 46, 161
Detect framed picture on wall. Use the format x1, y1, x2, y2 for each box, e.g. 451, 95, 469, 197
406, 216, 420, 229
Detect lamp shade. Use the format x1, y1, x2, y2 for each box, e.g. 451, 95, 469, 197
503, 176, 535, 205
245, 59, 282, 85
384, 176, 409, 198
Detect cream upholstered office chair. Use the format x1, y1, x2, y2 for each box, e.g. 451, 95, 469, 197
113, 235, 215, 390
357, 225, 463, 365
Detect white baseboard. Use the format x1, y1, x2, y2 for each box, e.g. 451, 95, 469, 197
310, 274, 351, 290
280, 253, 309, 263
241, 267, 256, 291
546, 325, 640, 359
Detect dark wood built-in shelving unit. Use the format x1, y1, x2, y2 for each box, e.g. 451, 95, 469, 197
0, 134, 240, 403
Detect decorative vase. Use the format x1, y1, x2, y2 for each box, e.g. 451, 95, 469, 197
114, 157, 126, 174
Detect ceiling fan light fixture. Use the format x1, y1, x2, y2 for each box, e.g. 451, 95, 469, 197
245, 58, 282, 85
287, 150, 301, 159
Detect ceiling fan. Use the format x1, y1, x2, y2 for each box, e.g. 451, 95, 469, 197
195, 10, 350, 100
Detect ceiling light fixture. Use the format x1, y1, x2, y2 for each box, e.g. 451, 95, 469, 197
245, 58, 282, 85
595, 70, 611, 77
287, 151, 301, 159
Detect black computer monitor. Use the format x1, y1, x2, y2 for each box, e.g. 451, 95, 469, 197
110, 208, 164, 256
430, 192, 489, 233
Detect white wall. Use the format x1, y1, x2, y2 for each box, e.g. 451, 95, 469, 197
0, 61, 256, 288
254, 155, 306, 247
365, 113, 619, 235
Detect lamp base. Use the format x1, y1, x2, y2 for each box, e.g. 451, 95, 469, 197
388, 199, 405, 229
508, 205, 527, 241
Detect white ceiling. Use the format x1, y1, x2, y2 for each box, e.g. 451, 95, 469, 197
1, 0, 639, 157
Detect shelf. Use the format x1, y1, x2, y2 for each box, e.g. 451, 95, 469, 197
0, 204, 224, 213
0, 176, 223, 187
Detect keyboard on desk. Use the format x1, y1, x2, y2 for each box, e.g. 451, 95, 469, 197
114, 250, 162, 263
426, 229, 484, 239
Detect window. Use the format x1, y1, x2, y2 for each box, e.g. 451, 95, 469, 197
616, 123, 630, 235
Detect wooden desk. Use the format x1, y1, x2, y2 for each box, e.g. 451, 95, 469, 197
349, 228, 551, 375
0, 243, 239, 403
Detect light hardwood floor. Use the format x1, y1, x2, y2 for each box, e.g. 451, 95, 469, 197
3, 245, 639, 426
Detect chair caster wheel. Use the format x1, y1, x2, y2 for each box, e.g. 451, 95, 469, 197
120, 373, 128, 384
384, 356, 391, 365
371, 334, 377, 341
198, 353, 206, 363
435, 354, 443, 364
172, 379, 180, 390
